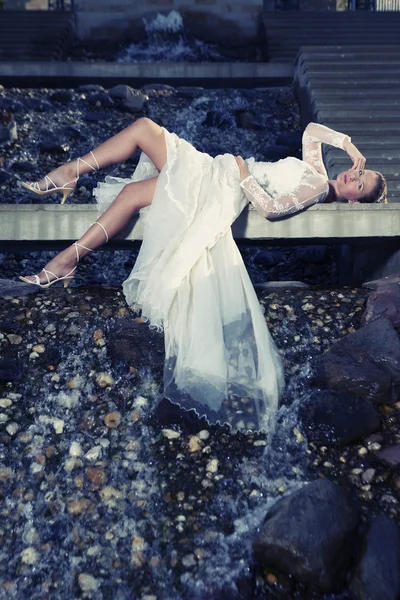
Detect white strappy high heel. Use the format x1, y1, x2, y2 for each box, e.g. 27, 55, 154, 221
21, 151, 100, 205
19, 222, 109, 288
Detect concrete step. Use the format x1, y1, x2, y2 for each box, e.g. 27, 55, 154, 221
0, 10, 74, 61
294, 45, 400, 201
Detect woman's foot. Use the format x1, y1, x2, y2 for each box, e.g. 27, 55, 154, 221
24, 162, 79, 193
20, 246, 78, 286
22, 152, 100, 204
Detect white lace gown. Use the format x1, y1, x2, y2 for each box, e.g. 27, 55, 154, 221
93, 122, 350, 431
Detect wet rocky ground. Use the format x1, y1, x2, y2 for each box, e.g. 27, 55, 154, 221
1, 282, 400, 600
2, 83, 400, 598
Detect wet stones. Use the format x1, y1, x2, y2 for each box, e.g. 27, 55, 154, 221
299, 390, 381, 446
108, 85, 148, 113
361, 282, 400, 330
253, 479, 359, 593
313, 318, 400, 405
349, 515, 400, 600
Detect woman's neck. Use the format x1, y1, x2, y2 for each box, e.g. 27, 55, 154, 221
326, 180, 340, 203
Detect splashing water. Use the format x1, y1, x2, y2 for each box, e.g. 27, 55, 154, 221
118, 10, 231, 63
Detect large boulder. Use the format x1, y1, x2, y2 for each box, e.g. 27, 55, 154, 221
253, 479, 359, 593
313, 318, 400, 405
361, 283, 400, 330
299, 390, 381, 445
350, 515, 400, 600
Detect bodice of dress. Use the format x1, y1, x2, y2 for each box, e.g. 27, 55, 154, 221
240, 122, 351, 219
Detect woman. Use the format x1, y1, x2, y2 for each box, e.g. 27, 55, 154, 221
19, 119, 387, 432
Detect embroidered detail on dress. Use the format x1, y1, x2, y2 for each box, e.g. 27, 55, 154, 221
240, 175, 328, 218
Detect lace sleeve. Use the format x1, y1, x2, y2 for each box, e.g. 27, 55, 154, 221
240, 174, 328, 220
302, 122, 351, 177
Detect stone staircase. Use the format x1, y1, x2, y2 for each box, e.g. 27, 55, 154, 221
0, 10, 75, 61
294, 45, 400, 202
262, 11, 400, 62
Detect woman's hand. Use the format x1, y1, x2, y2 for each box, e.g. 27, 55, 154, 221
235, 155, 250, 182
343, 138, 366, 171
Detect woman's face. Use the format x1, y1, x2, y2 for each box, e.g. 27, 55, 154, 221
336, 168, 378, 203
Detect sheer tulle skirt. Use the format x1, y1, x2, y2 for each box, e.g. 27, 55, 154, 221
93, 128, 284, 431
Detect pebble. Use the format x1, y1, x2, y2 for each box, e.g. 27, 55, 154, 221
7, 334, 22, 345
84, 446, 102, 461
206, 459, 219, 473
104, 411, 122, 428
78, 573, 100, 592
188, 435, 203, 452
69, 441, 82, 457
21, 547, 39, 565
198, 430, 210, 440
0, 398, 12, 408
96, 372, 114, 388
358, 447, 368, 456
6, 422, 18, 436
362, 468, 376, 484
53, 418, 65, 434
32, 344, 45, 353
67, 498, 90, 515
86, 467, 107, 485
162, 429, 181, 439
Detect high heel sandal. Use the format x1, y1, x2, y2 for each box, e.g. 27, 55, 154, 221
21, 151, 100, 205
19, 222, 109, 289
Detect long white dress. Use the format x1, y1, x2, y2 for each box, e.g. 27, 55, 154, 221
93, 122, 350, 432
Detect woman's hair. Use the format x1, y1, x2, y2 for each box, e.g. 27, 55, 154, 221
359, 171, 387, 204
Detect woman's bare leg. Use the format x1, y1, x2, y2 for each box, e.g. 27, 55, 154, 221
21, 177, 158, 284
27, 118, 167, 191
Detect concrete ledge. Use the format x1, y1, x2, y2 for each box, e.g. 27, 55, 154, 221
0, 204, 399, 245
0, 61, 294, 88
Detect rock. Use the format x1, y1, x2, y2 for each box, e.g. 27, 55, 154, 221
21, 547, 39, 565
162, 429, 180, 439
253, 479, 359, 593
299, 390, 381, 445
96, 373, 114, 388
141, 84, 176, 92
297, 245, 327, 264
375, 444, 400, 467
362, 275, 400, 290
77, 84, 106, 93
313, 318, 400, 405
78, 573, 100, 592
176, 86, 204, 99
350, 515, 400, 600
86, 467, 107, 485
0, 98, 25, 111
236, 111, 262, 131
0, 121, 17, 144
67, 498, 90, 515
254, 250, 282, 268
108, 85, 147, 112
0, 278, 39, 298
49, 90, 74, 104
23, 98, 53, 112
202, 110, 233, 129
0, 359, 23, 381
361, 283, 400, 330
88, 92, 115, 108
104, 411, 121, 428
11, 160, 37, 174
7, 334, 22, 345
254, 281, 309, 290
